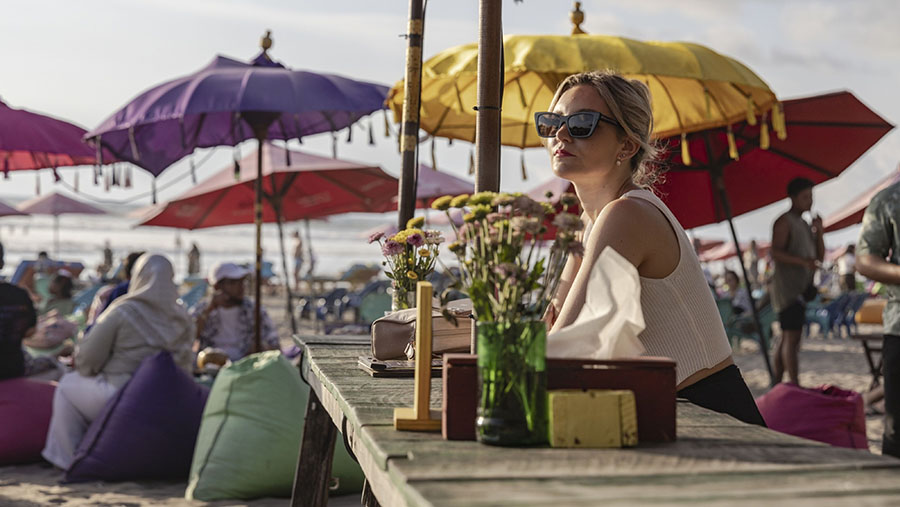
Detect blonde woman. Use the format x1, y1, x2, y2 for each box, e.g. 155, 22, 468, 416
541, 71, 764, 426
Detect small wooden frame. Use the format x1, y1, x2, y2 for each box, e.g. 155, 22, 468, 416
394, 281, 442, 431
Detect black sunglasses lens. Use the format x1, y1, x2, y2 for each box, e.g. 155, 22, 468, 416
567, 113, 597, 138
535, 114, 561, 137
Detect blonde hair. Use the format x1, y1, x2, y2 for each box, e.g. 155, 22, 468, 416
548, 70, 663, 188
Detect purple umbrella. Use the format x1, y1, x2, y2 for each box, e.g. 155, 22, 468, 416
87, 32, 390, 349
17, 192, 106, 257
0, 199, 27, 218
0, 99, 107, 176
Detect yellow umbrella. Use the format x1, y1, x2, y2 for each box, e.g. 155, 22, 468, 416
388, 28, 784, 152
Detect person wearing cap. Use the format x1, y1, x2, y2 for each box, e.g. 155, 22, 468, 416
191, 262, 280, 362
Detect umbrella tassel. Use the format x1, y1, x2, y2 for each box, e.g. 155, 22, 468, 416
431, 137, 437, 170
520, 151, 528, 181
447, 138, 453, 146
52, 168, 61, 182
681, 132, 692, 166
111, 165, 118, 187
74, 171, 79, 192
151, 178, 157, 204
124, 166, 132, 188
332, 132, 338, 158
190, 154, 197, 184
383, 109, 391, 138
368, 117, 375, 146
233, 146, 241, 181
93, 165, 100, 186
94, 135, 103, 176
35, 173, 40, 195
772, 102, 787, 140
346, 124, 353, 143
468, 148, 475, 175
745, 97, 757, 126
2, 153, 9, 177
285, 144, 292, 166
104, 167, 111, 192
128, 126, 141, 161
760, 114, 771, 150
727, 125, 739, 161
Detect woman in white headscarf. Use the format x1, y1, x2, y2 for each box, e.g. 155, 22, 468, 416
42, 254, 194, 470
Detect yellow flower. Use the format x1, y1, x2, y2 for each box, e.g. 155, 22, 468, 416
418, 248, 431, 257
406, 216, 425, 229
406, 270, 418, 280
468, 191, 496, 206
431, 195, 453, 211
449, 194, 470, 208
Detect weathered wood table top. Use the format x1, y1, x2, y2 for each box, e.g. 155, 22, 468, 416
294, 335, 900, 506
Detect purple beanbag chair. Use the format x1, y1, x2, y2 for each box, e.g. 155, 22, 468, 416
0, 378, 56, 465
755, 383, 867, 449
65, 351, 209, 482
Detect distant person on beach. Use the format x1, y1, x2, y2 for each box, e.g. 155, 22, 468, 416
102, 240, 114, 278
770, 177, 824, 386
723, 270, 752, 315
291, 231, 304, 292
855, 179, 900, 458
42, 254, 194, 470
187, 243, 201, 277
39, 271, 75, 317
0, 250, 37, 380
192, 262, 279, 362
837, 244, 857, 293
542, 71, 764, 426
744, 240, 761, 289
35, 251, 52, 274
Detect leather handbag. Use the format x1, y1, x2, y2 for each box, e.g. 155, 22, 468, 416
371, 301, 472, 360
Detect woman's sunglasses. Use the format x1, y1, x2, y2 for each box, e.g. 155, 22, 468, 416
534, 111, 621, 138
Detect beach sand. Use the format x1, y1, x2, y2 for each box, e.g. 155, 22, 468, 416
0, 290, 888, 505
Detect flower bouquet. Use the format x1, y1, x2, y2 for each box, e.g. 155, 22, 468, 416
369, 216, 444, 311
433, 191, 583, 446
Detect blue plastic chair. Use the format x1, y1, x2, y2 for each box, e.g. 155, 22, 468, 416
178, 281, 209, 311
805, 293, 850, 338
838, 292, 869, 337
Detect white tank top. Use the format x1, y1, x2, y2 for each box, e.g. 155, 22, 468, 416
617, 189, 733, 385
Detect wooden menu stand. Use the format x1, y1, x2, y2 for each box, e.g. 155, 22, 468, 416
393, 281, 442, 431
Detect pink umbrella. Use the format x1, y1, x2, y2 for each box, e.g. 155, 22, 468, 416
824, 166, 900, 233
0, 199, 27, 218
377, 164, 473, 212
17, 192, 106, 256
699, 241, 771, 262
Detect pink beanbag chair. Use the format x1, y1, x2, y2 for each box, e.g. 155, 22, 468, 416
0, 378, 56, 465
756, 383, 867, 449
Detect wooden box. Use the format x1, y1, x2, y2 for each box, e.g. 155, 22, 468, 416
442, 354, 676, 442
549, 389, 638, 448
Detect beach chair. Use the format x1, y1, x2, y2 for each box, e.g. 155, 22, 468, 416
804, 293, 850, 338
344, 280, 392, 326
837, 292, 869, 337
178, 281, 209, 311
315, 287, 349, 321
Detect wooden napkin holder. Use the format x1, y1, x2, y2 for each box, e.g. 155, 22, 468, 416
442, 354, 676, 442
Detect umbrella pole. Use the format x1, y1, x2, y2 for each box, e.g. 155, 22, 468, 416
274, 206, 297, 335
474, 0, 502, 193
54, 215, 60, 258
397, 0, 425, 230
712, 170, 775, 384
304, 218, 317, 332
253, 139, 264, 352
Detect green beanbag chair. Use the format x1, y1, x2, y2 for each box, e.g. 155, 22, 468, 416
185, 351, 364, 501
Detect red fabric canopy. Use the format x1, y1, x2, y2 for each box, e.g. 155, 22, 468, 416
656, 91, 893, 229
138, 143, 398, 229
823, 166, 900, 233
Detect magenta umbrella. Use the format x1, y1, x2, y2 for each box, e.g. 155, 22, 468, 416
824, 166, 900, 233
0, 98, 113, 177
17, 192, 106, 257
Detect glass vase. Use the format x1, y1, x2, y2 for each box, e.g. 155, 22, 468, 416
476, 320, 548, 446
390, 285, 416, 312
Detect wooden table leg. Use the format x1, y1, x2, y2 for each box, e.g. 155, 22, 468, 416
291, 389, 337, 507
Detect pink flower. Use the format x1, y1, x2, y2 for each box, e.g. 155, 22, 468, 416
382, 240, 404, 256
368, 231, 385, 244
406, 232, 425, 247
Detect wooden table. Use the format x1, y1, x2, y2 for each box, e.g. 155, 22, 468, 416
851, 333, 884, 390
291, 335, 900, 507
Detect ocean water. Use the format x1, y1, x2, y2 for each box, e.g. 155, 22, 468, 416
0, 201, 414, 282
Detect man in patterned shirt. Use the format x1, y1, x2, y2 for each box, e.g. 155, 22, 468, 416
192, 262, 280, 361
857, 179, 900, 458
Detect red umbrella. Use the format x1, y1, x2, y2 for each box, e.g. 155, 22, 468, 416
139, 143, 397, 229
17, 192, 107, 256
657, 91, 893, 229
824, 166, 900, 233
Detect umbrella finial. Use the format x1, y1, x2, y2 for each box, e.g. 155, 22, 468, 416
261, 30, 273, 54
570, 2, 586, 35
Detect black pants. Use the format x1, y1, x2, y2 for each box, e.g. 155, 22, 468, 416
883, 335, 899, 458
678, 364, 766, 427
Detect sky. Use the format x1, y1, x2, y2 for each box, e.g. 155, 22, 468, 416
1, 0, 898, 248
